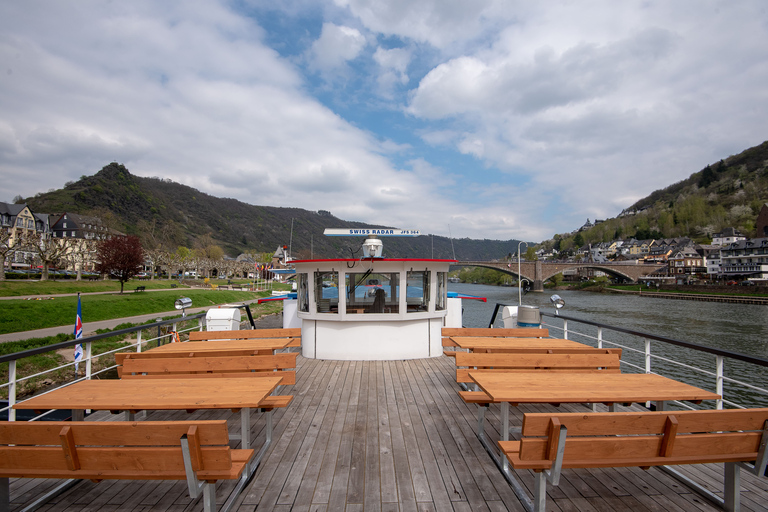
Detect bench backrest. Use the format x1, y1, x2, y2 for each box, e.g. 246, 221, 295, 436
0, 420, 234, 478
516, 408, 768, 470
118, 353, 297, 385
455, 352, 621, 383
441, 327, 549, 348
189, 328, 301, 341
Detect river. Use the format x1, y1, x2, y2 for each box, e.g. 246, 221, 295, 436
450, 282, 768, 408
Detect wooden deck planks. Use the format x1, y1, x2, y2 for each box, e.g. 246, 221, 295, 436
7, 352, 768, 512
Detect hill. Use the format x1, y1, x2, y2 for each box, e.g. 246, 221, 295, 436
23, 163, 524, 260
540, 140, 768, 253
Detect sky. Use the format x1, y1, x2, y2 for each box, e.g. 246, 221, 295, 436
1, 1, 767, 243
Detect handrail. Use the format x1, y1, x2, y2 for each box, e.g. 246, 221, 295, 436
0, 313, 206, 365
486, 302, 768, 367
487, 302, 768, 411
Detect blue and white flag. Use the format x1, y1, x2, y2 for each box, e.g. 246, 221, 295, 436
74, 293, 83, 373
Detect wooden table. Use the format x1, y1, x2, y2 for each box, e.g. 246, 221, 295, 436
451, 337, 588, 351
146, 338, 293, 355
469, 371, 721, 470
14, 377, 281, 450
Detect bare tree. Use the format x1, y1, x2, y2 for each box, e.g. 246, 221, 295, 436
0, 230, 26, 281
29, 234, 68, 281
61, 238, 96, 281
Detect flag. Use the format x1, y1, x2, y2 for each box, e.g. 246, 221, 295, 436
74, 293, 83, 373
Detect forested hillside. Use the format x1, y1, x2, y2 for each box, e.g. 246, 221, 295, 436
24, 163, 524, 260
540, 141, 768, 254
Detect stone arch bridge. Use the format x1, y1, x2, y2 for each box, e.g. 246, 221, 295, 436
455, 260, 667, 292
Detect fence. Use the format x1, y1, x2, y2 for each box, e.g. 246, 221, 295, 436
1, 313, 206, 421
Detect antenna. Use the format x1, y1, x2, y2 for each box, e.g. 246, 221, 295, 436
448, 224, 456, 260
289, 218, 294, 259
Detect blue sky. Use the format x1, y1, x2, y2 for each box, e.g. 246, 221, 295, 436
1, 1, 767, 242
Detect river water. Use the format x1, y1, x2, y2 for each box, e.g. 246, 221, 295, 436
450, 282, 768, 408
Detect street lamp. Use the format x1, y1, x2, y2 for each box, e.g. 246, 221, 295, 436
174, 297, 192, 317
518, 241, 528, 305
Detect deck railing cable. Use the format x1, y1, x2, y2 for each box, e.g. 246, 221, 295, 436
1, 313, 207, 421
487, 303, 768, 410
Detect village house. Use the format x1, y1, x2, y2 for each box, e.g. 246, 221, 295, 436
719, 238, 768, 281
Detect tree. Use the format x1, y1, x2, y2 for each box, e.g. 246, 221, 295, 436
96, 236, 145, 293
29, 234, 68, 281
0, 230, 29, 281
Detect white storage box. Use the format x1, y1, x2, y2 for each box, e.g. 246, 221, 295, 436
205, 308, 241, 331
501, 305, 518, 328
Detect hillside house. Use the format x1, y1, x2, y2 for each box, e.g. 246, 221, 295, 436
50, 212, 115, 240
712, 227, 746, 246
668, 246, 706, 279
0, 202, 51, 269
719, 238, 768, 281
756, 203, 768, 238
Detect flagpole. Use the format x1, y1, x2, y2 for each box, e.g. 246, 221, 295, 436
74, 292, 83, 375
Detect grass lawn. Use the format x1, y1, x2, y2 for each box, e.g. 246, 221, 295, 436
0, 289, 266, 334
0, 279, 189, 297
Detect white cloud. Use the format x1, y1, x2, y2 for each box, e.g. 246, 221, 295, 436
308, 22, 367, 72
2, 1, 768, 244
373, 46, 410, 96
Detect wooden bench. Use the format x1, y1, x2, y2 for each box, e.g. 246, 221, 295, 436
498, 408, 768, 512
442, 327, 549, 356
190, 328, 302, 350
116, 353, 296, 411
0, 420, 255, 512
134, 285, 146, 292
455, 351, 621, 405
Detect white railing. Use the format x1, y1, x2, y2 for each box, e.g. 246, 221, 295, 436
1, 314, 206, 421
539, 310, 768, 411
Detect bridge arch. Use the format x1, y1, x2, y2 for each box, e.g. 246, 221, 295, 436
450, 263, 533, 282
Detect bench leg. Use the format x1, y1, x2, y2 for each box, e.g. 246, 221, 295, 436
202, 482, 216, 512
1, 477, 8, 512
724, 462, 741, 512
240, 407, 251, 449
533, 471, 547, 512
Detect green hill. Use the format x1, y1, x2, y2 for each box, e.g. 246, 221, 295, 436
541, 141, 768, 254
24, 163, 524, 260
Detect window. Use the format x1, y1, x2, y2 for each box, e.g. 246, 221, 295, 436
297, 273, 309, 312
346, 272, 399, 313
314, 271, 339, 313
406, 271, 430, 312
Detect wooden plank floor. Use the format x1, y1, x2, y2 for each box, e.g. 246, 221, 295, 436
9, 354, 768, 512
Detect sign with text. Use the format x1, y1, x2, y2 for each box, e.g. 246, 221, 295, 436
324, 228, 420, 237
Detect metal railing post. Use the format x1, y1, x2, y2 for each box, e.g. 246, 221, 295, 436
85, 341, 92, 380
597, 327, 603, 349
644, 339, 651, 374
562, 319, 568, 340
137, 330, 142, 352
8, 360, 16, 421
716, 355, 724, 410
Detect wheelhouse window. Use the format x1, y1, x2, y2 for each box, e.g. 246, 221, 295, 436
346, 272, 399, 313
406, 271, 429, 312
315, 271, 339, 313
297, 273, 309, 312
436, 272, 447, 311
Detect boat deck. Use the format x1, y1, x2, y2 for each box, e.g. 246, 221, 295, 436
10, 353, 768, 512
